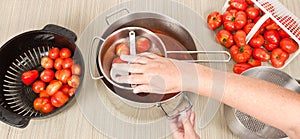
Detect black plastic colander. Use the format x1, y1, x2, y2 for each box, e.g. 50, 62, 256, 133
0, 24, 84, 128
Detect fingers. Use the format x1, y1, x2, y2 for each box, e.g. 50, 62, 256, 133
112, 63, 145, 74
113, 74, 149, 85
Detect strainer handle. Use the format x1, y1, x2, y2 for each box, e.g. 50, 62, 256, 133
88, 36, 104, 80
166, 50, 231, 63
157, 93, 193, 119
0, 106, 30, 128
105, 8, 130, 25
43, 24, 77, 43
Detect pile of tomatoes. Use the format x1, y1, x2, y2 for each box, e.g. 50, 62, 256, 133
207, 0, 299, 74
21, 47, 81, 114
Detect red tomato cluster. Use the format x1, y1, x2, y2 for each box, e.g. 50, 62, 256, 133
112, 37, 151, 64
207, 0, 299, 74
21, 47, 81, 114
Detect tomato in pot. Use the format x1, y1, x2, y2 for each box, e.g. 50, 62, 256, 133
54, 57, 64, 70
216, 29, 234, 48
243, 22, 255, 35
278, 29, 290, 38
40, 69, 55, 83
21, 70, 39, 85
62, 58, 73, 69
207, 11, 223, 30
115, 43, 130, 56
51, 91, 70, 108
55, 69, 72, 84
60, 48, 72, 59
71, 64, 82, 75
136, 37, 151, 53
46, 80, 63, 96
32, 80, 46, 93
41, 56, 54, 69
48, 47, 60, 59
33, 97, 55, 114
67, 75, 80, 88
230, 44, 252, 63
271, 48, 289, 68
279, 38, 299, 54
248, 58, 262, 67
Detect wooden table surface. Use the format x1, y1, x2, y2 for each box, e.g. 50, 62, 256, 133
0, 0, 299, 139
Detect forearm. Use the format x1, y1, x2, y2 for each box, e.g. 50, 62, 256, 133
192, 64, 300, 138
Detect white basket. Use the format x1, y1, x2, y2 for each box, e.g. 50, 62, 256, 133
223, 0, 300, 69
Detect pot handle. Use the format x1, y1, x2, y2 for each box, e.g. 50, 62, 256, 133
89, 36, 104, 80
157, 93, 193, 119
42, 24, 77, 43
0, 106, 30, 128
105, 8, 130, 25
166, 50, 231, 63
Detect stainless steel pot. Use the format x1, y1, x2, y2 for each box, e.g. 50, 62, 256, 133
224, 66, 300, 139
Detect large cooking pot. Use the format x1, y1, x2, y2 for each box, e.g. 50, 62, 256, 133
89, 9, 228, 118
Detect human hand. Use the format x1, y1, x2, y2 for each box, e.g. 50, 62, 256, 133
112, 53, 200, 94
169, 110, 200, 139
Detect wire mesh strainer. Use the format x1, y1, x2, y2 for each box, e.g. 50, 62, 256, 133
224, 66, 300, 139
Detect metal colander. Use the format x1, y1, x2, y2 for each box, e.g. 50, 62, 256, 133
225, 66, 300, 139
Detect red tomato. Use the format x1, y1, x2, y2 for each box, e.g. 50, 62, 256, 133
230, 45, 252, 63
248, 58, 262, 67
55, 69, 72, 84
51, 91, 69, 108
253, 48, 270, 62
62, 58, 73, 69
40, 56, 54, 69
68, 88, 76, 97
33, 97, 55, 114
245, 7, 260, 20
207, 11, 223, 30
115, 43, 130, 56
233, 63, 253, 74
60, 48, 72, 59
265, 20, 280, 30
216, 29, 234, 48
67, 75, 80, 88
32, 80, 46, 93
61, 85, 71, 95
245, 0, 254, 5
136, 37, 151, 53
48, 47, 60, 59
243, 23, 255, 35
233, 30, 247, 47
230, 0, 248, 11
223, 11, 247, 31
71, 64, 82, 75
279, 38, 299, 54
271, 48, 289, 68
278, 29, 290, 38
264, 29, 280, 51
21, 70, 39, 85
249, 34, 264, 48
54, 57, 64, 70
39, 90, 50, 98
40, 69, 55, 83
46, 80, 63, 96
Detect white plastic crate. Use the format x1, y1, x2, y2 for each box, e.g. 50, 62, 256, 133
223, 0, 300, 69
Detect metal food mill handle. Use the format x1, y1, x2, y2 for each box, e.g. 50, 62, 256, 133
105, 8, 130, 25
157, 93, 193, 119
166, 50, 231, 63
89, 36, 104, 80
